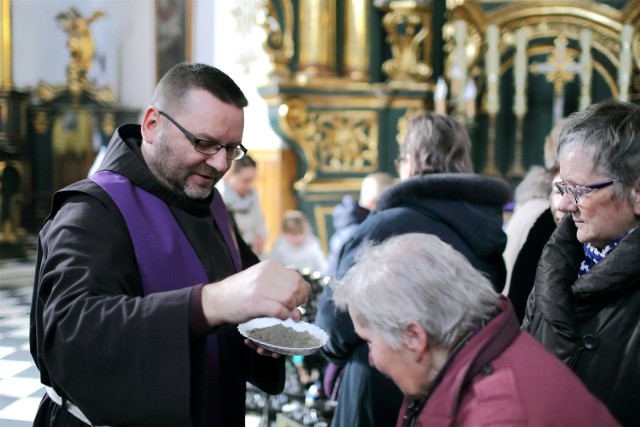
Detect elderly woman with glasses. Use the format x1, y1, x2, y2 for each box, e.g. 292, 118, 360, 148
523, 99, 640, 427
333, 233, 618, 427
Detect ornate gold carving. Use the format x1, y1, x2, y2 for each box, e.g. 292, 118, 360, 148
278, 98, 378, 191
377, 1, 433, 82
260, 1, 294, 79
313, 111, 378, 173
530, 35, 579, 96
278, 98, 318, 189
33, 7, 116, 106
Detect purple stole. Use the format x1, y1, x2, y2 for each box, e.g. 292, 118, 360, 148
90, 171, 241, 426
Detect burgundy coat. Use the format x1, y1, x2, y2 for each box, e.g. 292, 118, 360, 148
397, 298, 619, 427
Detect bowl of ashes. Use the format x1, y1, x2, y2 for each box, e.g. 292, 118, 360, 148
238, 317, 329, 356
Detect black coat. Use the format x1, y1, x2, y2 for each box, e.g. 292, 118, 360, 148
30, 124, 284, 426
507, 208, 557, 323
523, 217, 640, 426
316, 173, 509, 427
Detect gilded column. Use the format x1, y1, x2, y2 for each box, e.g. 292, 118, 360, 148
344, 0, 370, 81
1, 0, 12, 89
297, 0, 337, 77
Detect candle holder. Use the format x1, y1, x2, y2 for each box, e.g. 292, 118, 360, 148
507, 113, 527, 179
481, 113, 500, 176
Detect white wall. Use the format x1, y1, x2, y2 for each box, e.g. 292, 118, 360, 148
211, 0, 283, 150
192, 0, 214, 65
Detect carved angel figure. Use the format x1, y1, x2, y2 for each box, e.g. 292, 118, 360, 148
56, 7, 105, 75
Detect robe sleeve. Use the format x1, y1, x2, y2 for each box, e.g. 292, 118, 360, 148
31, 192, 197, 426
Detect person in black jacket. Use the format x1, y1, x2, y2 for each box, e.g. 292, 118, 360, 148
315, 111, 509, 427
523, 100, 640, 426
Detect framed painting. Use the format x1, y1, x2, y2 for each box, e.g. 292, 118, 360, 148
155, 0, 192, 82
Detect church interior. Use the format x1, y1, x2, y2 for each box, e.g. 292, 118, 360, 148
2, 0, 640, 256
1, 0, 640, 425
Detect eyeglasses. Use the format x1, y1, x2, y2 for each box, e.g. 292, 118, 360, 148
555, 178, 620, 204
158, 110, 247, 160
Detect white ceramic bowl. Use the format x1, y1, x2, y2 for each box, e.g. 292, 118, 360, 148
238, 317, 329, 356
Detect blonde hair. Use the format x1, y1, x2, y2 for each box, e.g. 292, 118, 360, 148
281, 210, 309, 235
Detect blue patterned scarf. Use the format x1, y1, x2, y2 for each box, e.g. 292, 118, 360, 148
578, 228, 638, 276
579, 242, 619, 276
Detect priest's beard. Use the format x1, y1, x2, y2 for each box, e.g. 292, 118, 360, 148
147, 133, 218, 200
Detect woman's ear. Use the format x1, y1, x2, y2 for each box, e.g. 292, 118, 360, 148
404, 321, 428, 362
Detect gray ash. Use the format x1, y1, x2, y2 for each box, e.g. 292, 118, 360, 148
247, 323, 320, 348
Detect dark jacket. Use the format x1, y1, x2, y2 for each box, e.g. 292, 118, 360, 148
523, 217, 640, 426
508, 208, 557, 322
326, 195, 370, 276
30, 124, 284, 427
400, 298, 619, 427
316, 173, 509, 427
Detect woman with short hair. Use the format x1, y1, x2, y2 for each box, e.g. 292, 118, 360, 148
523, 99, 640, 426
333, 233, 618, 427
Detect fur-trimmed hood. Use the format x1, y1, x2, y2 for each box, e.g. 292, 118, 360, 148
373, 173, 509, 267
375, 173, 510, 211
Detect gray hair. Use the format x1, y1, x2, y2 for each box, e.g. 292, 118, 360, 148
558, 100, 640, 200
331, 233, 498, 351
401, 112, 474, 175
152, 62, 248, 111
514, 166, 554, 205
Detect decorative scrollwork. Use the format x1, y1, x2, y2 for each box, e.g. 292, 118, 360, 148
378, 2, 433, 82
311, 112, 378, 173
259, 0, 294, 79
278, 98, 378, 190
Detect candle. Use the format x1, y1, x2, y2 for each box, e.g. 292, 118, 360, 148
464, 79, 477, 119
618, 24, 633, 102
453, 20, 468, 110
513, 27, 528, 117
486, 25, 500, 115
434, 77, 448, 114
579, 29, 592, 110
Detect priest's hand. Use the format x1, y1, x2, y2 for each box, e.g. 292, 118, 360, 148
201, 260, 310, 327
242, 339, 284, 358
